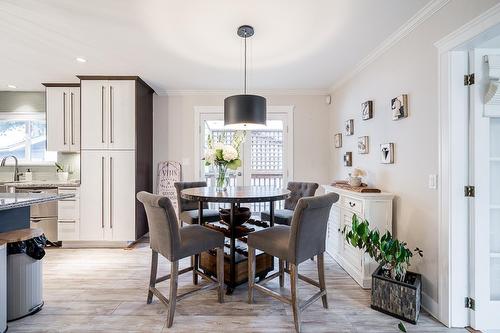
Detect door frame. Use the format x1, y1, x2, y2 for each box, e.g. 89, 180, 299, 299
436, 3, 500, 327
193, 105, 294, 184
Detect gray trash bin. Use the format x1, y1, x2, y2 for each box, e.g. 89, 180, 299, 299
2, 228, 46, 322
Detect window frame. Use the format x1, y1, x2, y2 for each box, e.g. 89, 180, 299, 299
0, 111, 57, 166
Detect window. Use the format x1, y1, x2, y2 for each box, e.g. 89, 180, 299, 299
0, 113, 56, 163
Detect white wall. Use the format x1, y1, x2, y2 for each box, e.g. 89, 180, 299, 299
328, 0, 500, 316
153, 94, 330, 190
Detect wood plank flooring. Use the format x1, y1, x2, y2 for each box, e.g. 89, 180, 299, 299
8, 242, 466, 333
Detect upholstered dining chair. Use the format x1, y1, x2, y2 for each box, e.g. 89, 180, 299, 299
261, 182, 319, 226
247, 192, 339, 333
137, 191, 225, 328
174, 181, 220, 225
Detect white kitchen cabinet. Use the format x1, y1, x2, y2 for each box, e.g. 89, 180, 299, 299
44, 84, 80, 152
80, 80, 135, 150
323, 185, 394, 289
107, 151, 135, 241
58, 187, 80, 241
80, 150, 135, 242
80, 151, 106, 241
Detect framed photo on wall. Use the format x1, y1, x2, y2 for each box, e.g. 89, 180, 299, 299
391, 94, 408, 120
344, 152, 352, 166
380, 143, 394, 164
345, 119, 354, 136
358, 136, 369, 154
334, 133, 342, 148
361, 101, 373, 120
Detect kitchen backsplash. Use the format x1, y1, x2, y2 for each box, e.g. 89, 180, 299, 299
0, 153, 80, 182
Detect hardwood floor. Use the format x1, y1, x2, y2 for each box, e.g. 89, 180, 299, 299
8, 242, 465, 333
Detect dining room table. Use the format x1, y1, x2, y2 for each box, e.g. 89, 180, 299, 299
180, 186, 290, 294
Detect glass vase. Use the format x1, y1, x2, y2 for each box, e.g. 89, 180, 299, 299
215, 163, 229, 192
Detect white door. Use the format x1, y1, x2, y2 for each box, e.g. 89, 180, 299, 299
81, 80, 108, 150
46, 87, 69, 152
107, 80, 135, 150
80, 150, 107, 240
470, 48, 500, 330
196, 109, 293, 212
68, 87, 80, 152
107, 150, 135, 241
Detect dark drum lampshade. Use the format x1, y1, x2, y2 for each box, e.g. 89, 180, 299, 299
224, 94, 267, 130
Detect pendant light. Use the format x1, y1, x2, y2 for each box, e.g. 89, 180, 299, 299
224, 25, 267, 130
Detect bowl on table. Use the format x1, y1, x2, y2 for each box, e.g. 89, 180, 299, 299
219, 207, 251, 226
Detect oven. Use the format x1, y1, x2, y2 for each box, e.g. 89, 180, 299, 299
16, 188, 58, 242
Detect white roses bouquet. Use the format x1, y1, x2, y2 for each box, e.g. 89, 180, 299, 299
204, 131, 244, 170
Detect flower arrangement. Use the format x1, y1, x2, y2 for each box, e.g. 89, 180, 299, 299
203, 131, 245, 191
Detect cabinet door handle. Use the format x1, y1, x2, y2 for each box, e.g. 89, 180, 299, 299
63, 92, 67, 145
101, 86, 105, 144
70, 92, 75, 145
31, 219, 42, 223
109, 86, 113, 144
109, 156, 113, 229
101, 156, 105, 229
349, 202, 355, 207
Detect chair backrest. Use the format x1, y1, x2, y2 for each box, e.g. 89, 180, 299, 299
288, 192, 339, 264
174, 181, 209, 213
284, 181, 319, 210
137, 191, 181, 261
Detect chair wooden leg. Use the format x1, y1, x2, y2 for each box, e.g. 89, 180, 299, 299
166, 260, 179, 328
317, 253, 328, 309
290, 263, 301, 333
279, 259, 285, 288
192, 254, 199, 285
247, 246, 256, 304
147, 250, 158, 304
216, 247, 225, 303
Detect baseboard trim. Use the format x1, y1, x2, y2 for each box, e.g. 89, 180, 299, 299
61, 241, 131, 248
421, 291, 439, 319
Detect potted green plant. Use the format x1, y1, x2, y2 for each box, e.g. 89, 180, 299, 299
55, 163, 69, 182
343, 214, 423, 324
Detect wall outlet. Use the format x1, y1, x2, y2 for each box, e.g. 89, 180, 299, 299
428, 174, 438, 189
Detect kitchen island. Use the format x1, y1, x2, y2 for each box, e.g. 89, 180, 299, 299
0, 192, 74, 233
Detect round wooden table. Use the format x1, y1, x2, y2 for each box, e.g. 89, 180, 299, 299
180, 186, 290, 293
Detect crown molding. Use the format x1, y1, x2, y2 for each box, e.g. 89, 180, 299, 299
329, 0, 450, 93
156, 89, 329, 96
434, 2, 500, 53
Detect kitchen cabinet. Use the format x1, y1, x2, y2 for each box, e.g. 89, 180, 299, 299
43, 84, 80, 152
322, 185, 394, 289
80, 79, 135, 150
79, 76, 153, 244
80, 150, 136, 242
58, 187, 80, 242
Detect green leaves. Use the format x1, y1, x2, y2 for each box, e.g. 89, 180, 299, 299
398, 321, 407, 332
227, 159, 241, 170
343, 214, 423, 282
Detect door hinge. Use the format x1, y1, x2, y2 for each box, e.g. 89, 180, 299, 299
464, 185, 475, 197
464, 73, 475, 86
465, 297, 475, 310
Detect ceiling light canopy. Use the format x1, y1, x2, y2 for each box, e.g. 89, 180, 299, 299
224, 25, 266, 130
76, 57, 87, 63
7, 84, 16, 89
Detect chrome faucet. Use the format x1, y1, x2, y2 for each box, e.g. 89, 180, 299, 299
1, 155, 21, 181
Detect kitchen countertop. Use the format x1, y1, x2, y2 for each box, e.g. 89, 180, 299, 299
0, 193, 74, 211
3, 180, 80, 188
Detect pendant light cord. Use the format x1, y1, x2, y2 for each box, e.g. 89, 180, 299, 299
244, 34, 247, 94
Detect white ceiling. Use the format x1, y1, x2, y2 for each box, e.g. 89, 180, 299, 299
0, 0, 432, 94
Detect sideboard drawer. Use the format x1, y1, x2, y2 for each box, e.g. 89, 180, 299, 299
342, 196, 363, 215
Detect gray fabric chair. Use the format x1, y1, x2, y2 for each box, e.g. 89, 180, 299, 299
260, 182, 319, 225
248, 192, 339, 333
137, 191, 225, 328
174, 181, 220, 225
